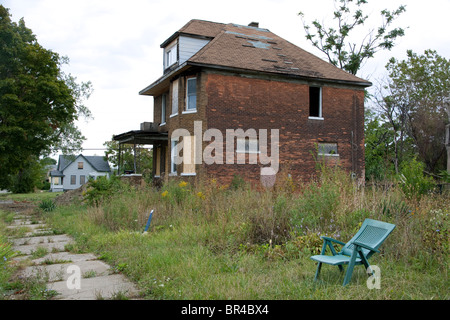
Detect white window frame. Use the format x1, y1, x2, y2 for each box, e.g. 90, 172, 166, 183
308, 86, 323, 120
318, 142, 339, 157
171, 79, 179, 117
236, 137, 260, 154
184, 77, 197, 113
165, 42, 177, 69
170, 139, 178, 175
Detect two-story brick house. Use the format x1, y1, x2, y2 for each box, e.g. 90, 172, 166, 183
113, 19, 371, 186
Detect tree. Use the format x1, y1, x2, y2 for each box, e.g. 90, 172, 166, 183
299, 0, 406, 75
104, 139, 153, 179
0, 5, 92, 190
377, 50, 450, 174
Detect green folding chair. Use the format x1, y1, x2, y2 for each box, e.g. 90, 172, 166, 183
310, 218, 396, 286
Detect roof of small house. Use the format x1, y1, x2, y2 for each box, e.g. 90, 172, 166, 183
141, 19, 371, 95
50, 155, 110, 176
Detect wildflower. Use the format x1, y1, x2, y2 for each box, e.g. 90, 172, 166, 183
178, 181, 188, 188
161, 190, 169, 197
196, 192, 205, 199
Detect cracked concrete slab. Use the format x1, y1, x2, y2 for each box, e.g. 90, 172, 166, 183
49, 274, 139, 300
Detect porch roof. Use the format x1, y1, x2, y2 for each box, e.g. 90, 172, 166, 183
112, 130, 168, 145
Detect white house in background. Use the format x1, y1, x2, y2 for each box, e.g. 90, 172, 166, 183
49, 155, 111, 192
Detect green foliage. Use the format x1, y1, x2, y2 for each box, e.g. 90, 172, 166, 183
397, 158, 435, 200
422, 209, 449, 257
7, 157, 45, 193
39, 199, 56, 212
381, 49, 450, 174
230, 174, 247, 190
103, 139, 153, 177
44, 167, 450, 299
84, 176, 130, 206
364, 109, 397, 181
290, 178, 339, 233
299, 0, 406, 75
0, 237, 17, 268
0, 5, 92, 188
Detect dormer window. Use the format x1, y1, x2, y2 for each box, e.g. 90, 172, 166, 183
165, 41, 178, 69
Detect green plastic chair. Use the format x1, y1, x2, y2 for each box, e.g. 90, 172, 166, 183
310, 218, 396, 286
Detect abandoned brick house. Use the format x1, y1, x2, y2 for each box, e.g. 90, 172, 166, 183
113, 19, 371, 186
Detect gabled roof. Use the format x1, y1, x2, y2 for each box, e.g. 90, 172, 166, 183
160, 19, 225, 48
141, 19, 371, 95
50, 155, 111, 176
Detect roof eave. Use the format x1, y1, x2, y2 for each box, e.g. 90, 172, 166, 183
187, 62, 372, 88
139, 62, 190, 96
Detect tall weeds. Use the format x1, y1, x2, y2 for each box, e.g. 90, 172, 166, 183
82, 166, 448, 267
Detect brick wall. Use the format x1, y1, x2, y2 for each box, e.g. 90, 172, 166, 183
152, 69, 365, 187
203, 71, 365, 186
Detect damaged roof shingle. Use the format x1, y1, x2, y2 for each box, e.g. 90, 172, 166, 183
165, 19, 371, 87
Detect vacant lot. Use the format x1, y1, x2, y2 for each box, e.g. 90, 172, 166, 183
1, 169, 449, 300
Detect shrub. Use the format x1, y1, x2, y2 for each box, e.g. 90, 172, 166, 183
84, 176, 130, 206
0, 236, 17, 268
397, 158, 435, 200
39, 199, 56, 212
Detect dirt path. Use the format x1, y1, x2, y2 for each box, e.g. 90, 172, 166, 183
3, 202, 140, 300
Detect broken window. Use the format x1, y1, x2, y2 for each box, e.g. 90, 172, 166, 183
318, 142, 338, 156
309, 86, 322, 118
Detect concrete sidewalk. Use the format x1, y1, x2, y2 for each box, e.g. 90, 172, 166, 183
8, 211, 140, 300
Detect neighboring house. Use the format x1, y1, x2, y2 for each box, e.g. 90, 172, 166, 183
113, 19, 371, 186
50, 155, 111, 192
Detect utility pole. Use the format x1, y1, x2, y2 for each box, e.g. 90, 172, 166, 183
445, 96, 450, 174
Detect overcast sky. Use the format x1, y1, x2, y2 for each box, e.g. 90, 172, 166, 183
3, 0, 450, 158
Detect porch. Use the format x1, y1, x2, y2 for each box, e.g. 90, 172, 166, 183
112, 122, 168, 178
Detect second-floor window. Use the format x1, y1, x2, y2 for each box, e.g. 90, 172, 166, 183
161, 94, 166, 124
309, 86, 322, 119
165, 43, 177, 69
186, 77, 197, 111
171, 79, 179, 116
78, 162, 83, 169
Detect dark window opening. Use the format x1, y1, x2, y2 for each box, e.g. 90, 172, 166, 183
309, 86, 322, 118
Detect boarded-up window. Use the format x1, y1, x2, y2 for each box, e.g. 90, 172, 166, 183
161, 94, 166, 124
182, 136, 196, 175
171, 79, 178, 116
78, 162, 83, 169
155, 147, 161, 177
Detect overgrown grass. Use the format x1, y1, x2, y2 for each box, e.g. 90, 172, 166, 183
0, 191, 61, 204
37, 167, 450, 299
